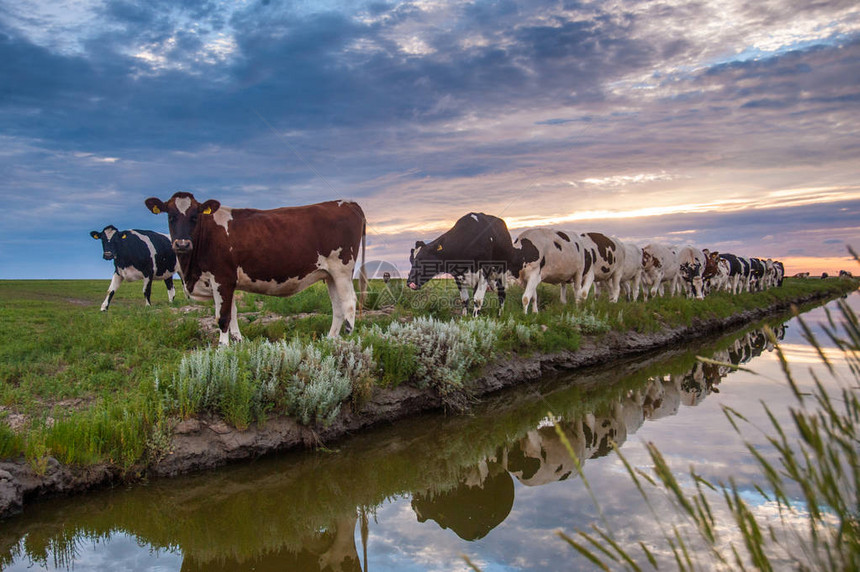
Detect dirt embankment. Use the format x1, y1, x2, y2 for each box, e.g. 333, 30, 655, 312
0, 288, 846, 519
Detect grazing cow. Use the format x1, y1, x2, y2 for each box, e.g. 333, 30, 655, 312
642, 243, 680, 299
580, 232, 626, 303
619, 241, 645, 301
407, 213, 538, 316
145, 192, 366, 344
514, 228, 593, 313
794, 272, 810, 278
677, 245, 707, 299
90, 225, 179, 311
839, 269, 853, 278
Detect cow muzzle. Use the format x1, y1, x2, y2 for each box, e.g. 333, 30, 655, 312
408, 281, 419, 290
102, 252, 114, 260
172, 239, 193, 253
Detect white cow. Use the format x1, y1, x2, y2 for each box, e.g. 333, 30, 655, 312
618, 241, 645, 301
514, 228, 593, 313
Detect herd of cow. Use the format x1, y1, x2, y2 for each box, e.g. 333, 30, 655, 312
91, 193, 786, 345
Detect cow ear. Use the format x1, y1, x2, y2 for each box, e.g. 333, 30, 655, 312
200, 200, 220, 215
145, 198, 166, 214
415, 241, 426, 249
90, 231, 100, 240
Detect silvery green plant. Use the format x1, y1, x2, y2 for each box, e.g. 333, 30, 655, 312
564, 311, 611, 335
367, 316, 502, 408
163, 337, 373, 428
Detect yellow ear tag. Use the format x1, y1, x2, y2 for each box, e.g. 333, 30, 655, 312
202, 207, 212, 215
152, 206, 160, 214
436, 244, 443, 251
121, 234, 127, 239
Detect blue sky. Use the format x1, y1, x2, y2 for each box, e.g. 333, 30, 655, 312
1, 0, 859, 279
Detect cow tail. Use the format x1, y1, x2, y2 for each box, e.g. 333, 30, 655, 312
358, 217, 368, 317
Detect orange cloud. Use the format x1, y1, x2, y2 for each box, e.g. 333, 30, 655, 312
781, 256, 858, 276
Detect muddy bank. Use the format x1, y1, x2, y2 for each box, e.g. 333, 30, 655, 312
0, 287, 847, 519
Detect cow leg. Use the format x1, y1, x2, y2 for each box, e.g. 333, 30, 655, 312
212, 280, 236, 346
572, 268, 585, 304
332, 272, 358, 336
609, 272, 622, 303
454, 276, 470, 316
228, 300, 243, 342
472, 274, 490, 317
325, 278, 346, 337
165, 277, 176, 303
630, 272, 641, 302
559, 283, 567, 305
495, 279, 506, 317
142, 276, 153, 306
101, 274, 122, 311
522, 270, 541, 314
580, 270, 595, 301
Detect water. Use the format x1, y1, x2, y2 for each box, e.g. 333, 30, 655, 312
2, 293, 857, 571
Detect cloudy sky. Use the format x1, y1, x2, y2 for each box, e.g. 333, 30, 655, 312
1, 0, 859, 279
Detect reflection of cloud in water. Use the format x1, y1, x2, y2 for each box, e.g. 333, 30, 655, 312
777, 343, 848, 364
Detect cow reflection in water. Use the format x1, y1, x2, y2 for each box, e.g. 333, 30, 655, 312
412, 326, 786, 540
180, 514, 361, 572
412, 459, 514, 541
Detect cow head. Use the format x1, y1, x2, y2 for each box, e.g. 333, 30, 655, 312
145, 192, 220, 254
90, 225, 126, 261
407, 240, 443, 290
680, 261, 705, 299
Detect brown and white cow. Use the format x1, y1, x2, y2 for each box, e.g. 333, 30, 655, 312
514, 228, 593, 313
145, 192, 366, 344
642, 243, 680, 299
678, 245, 707, 299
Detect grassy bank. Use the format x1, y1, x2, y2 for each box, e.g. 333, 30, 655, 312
0, 276, 856, 472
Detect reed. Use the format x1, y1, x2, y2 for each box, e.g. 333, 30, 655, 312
552, 297, 860, 570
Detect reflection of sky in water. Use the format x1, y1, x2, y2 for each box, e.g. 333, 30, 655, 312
4, 293, 858, 571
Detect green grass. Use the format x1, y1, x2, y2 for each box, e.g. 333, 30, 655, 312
0, 275, 856, 472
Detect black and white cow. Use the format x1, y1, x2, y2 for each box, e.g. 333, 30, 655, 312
514, 228, 593, 313
407, 213, 539, 316
580, 232, 626, 303
774, 261, 785, 286
90, 225, 179, 311
749, 257, 766, 291
718, 253, 750, 294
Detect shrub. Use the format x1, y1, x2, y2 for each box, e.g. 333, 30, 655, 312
159, 338, 371, 428
364, 316, 503, 410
